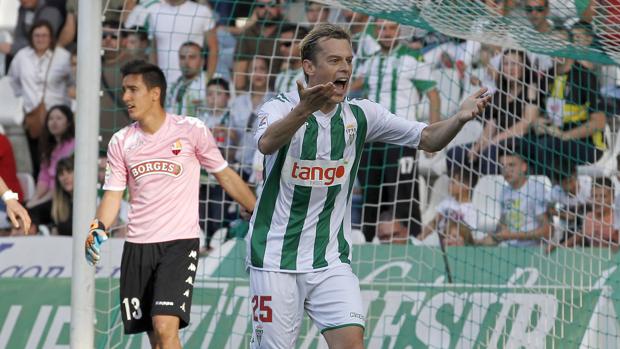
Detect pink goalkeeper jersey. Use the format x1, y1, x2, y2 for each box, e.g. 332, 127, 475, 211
104, 114, 228, 243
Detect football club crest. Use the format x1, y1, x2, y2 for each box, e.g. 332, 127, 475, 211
345, 124, 357, 145
171, 139, 182, 155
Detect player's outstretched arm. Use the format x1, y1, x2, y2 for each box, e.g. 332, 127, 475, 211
258, 80, 336, 155
84, 190, 124, 266
212, 167, 256, 213
418, 88, 492, 152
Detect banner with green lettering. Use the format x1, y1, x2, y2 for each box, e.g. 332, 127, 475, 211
0, 240, 619, 348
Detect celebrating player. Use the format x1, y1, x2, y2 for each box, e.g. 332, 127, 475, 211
84, 61, 256, 349
247, 24, 491, 348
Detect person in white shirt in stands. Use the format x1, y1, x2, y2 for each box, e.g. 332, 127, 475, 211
480, 149, 552, 247
274, 24, 309, 93
124, 0, 218, 84
8, 20, 71, 176
165, 41, 208, 117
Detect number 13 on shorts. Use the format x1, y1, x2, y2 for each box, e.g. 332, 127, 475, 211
252, 295, 273, 322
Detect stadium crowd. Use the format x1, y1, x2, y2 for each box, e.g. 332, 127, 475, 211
0, 0, 619, 253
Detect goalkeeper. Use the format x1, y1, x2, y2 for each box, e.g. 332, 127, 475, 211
84, 61, 255, 349
247, 24, 491, 348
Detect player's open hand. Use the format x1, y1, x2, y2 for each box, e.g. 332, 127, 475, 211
296, 80, 336, 114
458, 88, 492, 122
5, 199, 31, 233
85, 219, 109, 266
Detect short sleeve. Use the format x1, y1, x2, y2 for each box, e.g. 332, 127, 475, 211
194, 123, 228, 173
357, 99, 427, 147
254, 97, 292, 152
103, 135, 128, 191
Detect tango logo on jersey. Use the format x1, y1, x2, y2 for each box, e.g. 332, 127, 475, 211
171, 139, 182, 155
283, 156, 352, 187
130, 159, 182, 180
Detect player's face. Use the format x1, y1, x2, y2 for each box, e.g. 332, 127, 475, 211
58, 169, 74, 193
179, 45, 203, 79
47, 108, 69, 137
122, 74, 160, 120
206, 84, 229, 109
305, 38, 353, 103
250, 58, 269, 90
31, 26, 52, 53
377, 20, 400, 50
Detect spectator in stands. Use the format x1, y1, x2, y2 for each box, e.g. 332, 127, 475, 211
233, 0, 286, 90
8, 20, 71, 177
59, 0, 134, 49
231, 57, 275, 178
479, 149, 552, 246
353, 19, 439, 241
447, 49, 539, 175
343, 9, 379, 97
274, 24, 308, 93
562, 177, 617, 249
27, 105, 75, 209
523, 0, 555, 72
525, 23, 606, 178
50, 156, 73, 235
419, 170, 478, 246
305, 1, 330, 28
166, 41, 208, 117
376, 210, 411, 245
100, 21, 134, 148
124, 0, 218, 84
202, 78, 237, 162
0, 0, 63, 58
0, 133, 24, 206
547, 166, 591, 248
122, 28, 149, 60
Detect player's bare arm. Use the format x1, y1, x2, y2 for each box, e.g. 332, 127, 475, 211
96, 190, 125, 229
0, 178, 31, 233
212, 167, 256, 212
418, 87, 491, 152
258, 80, 336, 155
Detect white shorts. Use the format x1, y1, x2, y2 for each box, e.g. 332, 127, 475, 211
249, 264, 365, 349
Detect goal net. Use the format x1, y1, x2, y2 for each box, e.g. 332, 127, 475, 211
89, 0, 620, 347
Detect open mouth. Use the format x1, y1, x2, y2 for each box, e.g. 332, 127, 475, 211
333, 77, 348, 92
127, 104, 136, 113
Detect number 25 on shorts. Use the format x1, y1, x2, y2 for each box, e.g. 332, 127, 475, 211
251, 295, 272, 322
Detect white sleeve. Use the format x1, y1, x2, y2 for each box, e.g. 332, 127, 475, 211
356, 99, 427, 147
124, 4, 149, 29
7, 52, 23, 97
253, 97, 292, 150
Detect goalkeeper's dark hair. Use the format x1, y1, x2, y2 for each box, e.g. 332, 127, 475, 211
300, 24, 351, 81
121, 60, 167, 107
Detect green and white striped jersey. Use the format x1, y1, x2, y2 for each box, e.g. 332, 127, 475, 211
247, 91, 427, 272
360, 45, 436, 121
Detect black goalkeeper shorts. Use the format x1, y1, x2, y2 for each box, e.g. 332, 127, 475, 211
119, 238, 199, 334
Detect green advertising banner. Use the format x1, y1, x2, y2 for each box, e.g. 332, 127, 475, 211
1, 241, 619, 348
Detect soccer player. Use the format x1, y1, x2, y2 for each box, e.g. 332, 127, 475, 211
84, 61, 255, 349
247, 24, 491, 348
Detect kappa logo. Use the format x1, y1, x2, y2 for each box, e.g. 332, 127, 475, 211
188, 250, 197, 259
185, 276, 193, 286
188, 263, 196, 272
171, 139, 182, 155
283, 157, 352, 187
129, 159, 182, 180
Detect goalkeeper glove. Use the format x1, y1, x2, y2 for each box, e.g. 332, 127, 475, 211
85, 219, 108, 266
